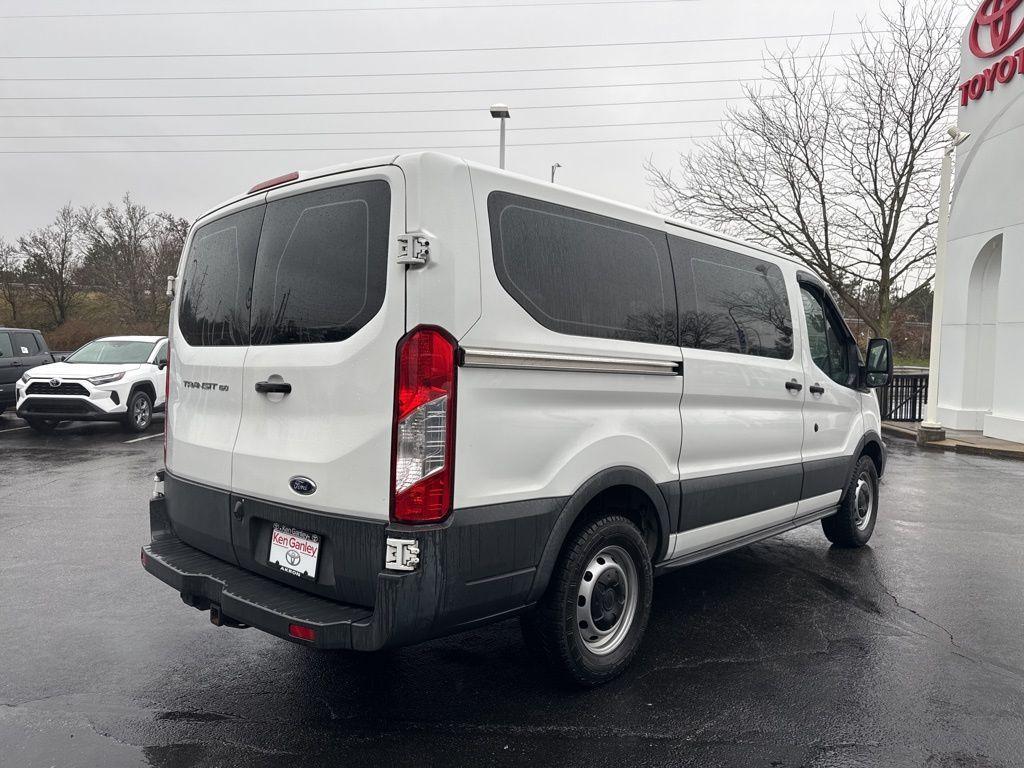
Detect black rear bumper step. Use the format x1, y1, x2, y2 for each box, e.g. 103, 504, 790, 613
143, 481, 561, 650
143, 537, 373, 649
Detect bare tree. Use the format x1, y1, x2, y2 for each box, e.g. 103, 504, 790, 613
0, 237, 27, 323
18, 204, 84, 325
646, 0, 961, 337
80, 195, 189, 325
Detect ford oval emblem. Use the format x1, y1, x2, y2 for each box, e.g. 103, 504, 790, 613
289, 476, 317, 496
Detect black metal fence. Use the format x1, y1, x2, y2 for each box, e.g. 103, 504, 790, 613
880, 373, 928, 422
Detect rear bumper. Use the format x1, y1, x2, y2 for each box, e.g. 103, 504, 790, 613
142, 479, 562, 650
143, 536, 375, 648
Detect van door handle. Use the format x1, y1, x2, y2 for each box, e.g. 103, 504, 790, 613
785, 379, 803, 392
255, 380, 292, 395
809, 383, 825, 396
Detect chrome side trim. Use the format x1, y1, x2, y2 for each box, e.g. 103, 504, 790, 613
459, 347, 681, 376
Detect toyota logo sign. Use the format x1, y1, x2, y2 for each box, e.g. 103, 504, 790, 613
285, 550, 301, 566
970, 0, 1024, 58
961, 0, 1024, 107
49, 378, 61, 388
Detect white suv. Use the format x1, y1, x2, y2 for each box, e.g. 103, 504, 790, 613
142, 153, 892, 686
18, 335, 167, 433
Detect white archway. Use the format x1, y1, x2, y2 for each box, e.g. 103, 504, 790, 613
961, 235, 1002, 424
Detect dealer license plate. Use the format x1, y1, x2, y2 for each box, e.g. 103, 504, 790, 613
268, 524, 321, 580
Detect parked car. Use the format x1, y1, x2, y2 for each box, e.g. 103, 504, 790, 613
142, 153, 893, 686
0, 327, 61, 416
17, 335, 168, 433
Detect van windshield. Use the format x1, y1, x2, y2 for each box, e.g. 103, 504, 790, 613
66, 339, 156, 364
177, 180, 391, 347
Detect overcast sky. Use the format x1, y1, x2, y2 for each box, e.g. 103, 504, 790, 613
0, 0, 947, 240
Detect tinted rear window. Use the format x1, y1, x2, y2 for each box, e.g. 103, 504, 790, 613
250, 180, 390, 345
669, 236, 793, 360
178, 205, 263, 346
488, 192, 675, 345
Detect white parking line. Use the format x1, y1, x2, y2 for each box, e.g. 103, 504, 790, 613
125, 432, 164, 444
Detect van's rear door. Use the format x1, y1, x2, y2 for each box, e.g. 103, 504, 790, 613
166, 196, 266, 562
230, 168, 404, 522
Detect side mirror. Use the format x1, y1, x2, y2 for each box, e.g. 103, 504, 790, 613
157, 360, 168, 370
863, 338, 893, 388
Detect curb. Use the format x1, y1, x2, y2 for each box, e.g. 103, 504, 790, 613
881, 423, 1024, 462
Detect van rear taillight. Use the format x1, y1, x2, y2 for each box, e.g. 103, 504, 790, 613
391, 326, 457, 524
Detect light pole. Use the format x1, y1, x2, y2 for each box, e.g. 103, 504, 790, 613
918, 125, 971, 444
551, 162, 562, 183
490, 103, 510, 169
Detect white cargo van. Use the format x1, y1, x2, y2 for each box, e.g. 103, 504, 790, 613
142, 152, 892, 685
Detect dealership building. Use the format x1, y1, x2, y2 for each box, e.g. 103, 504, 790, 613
936, 0, 1024, 442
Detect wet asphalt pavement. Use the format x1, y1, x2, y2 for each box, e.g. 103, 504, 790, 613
1, 412, 1022, 768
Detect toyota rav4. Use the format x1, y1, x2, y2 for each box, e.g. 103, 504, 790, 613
17, 335, 168, 433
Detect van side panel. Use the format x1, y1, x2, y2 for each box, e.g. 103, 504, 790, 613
401, 153, 482, 338
455, 168, 683, 513
667, 246, 808, 557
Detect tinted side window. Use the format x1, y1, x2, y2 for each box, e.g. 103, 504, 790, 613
11, 332, 40, 356
178, 205, 264, 347
153, 341, 168, 366
800, 285, 851, 386
0, 332, 13, 358
669, 236, 793, 359
488, 192, 675, 345
250, 180, 390, 345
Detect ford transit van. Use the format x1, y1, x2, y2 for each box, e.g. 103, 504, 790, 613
142, 153, 892, 685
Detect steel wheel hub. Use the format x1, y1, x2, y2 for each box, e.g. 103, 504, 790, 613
575, 545, 638, 656
853, 473, 874, 531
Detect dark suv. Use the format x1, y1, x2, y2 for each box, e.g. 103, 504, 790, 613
0, 328, 57, 415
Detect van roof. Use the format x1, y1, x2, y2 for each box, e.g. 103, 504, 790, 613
197, 151, 799, 269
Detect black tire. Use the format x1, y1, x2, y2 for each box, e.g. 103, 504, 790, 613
822, 456, 879, 547
521, 515, 653, 687
25, 417, 60, 433
122, 389, 153, 433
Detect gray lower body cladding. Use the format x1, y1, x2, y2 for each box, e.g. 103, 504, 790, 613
144, 472, 563, 650
143, 439, 882, 650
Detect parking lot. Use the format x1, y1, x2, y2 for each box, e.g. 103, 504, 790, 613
1, 413, 1021, 768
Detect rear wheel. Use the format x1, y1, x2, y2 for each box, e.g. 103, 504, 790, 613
521, 515, 652, 687
123, 390, 153, 433
821, 456, 879, 547
26, 417, 60, 433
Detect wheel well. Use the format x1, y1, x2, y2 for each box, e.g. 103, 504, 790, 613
860, 440, 884, 476
130, 381, 157, 402
569, 485, 662, 560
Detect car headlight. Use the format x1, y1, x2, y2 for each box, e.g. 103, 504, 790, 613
87, 372, 126, 385
21, 372, 31, 383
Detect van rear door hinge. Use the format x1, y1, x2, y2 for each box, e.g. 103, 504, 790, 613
385, 537, 420, 571
396, 232, 434, 268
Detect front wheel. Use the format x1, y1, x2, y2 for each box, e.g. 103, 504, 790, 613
521, 515, 653, 687
122, 390, 153, 433
821, 456, 879, 547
